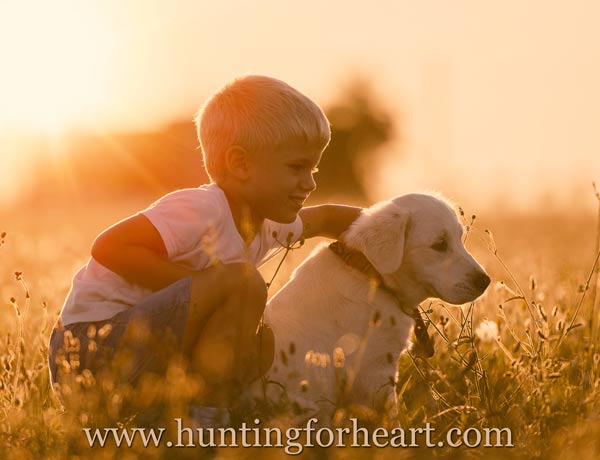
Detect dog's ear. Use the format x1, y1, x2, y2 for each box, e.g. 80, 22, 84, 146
344, 203, 410, 274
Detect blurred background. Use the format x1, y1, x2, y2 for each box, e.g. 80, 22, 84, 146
1, 0, 599, 303
1, 0, 599, 211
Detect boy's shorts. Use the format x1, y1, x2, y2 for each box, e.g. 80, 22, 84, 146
48, 276, 192, 388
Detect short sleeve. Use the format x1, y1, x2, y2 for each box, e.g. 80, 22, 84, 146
141, 188, 221, 258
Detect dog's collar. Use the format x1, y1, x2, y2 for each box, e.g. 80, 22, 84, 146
328, 240, 434, 358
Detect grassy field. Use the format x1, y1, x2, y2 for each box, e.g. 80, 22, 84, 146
1, 195, 600, 459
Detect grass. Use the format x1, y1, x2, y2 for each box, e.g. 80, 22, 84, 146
1, 192, 600, 459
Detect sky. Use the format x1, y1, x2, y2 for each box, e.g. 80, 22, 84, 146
1, 0, 599, 211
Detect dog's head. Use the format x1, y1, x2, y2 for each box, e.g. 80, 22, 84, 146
343, 193, 490, 305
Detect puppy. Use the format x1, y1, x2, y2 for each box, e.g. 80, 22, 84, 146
259, 193, 490, 415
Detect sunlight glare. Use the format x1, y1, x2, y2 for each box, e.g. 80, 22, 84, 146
0, 2, 117, 136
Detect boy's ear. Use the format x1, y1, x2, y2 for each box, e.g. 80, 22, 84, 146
224, 145, 251, 181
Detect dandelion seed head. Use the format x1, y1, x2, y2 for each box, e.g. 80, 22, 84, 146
475, 319, 499, 343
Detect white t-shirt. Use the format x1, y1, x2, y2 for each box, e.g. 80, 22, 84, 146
59, 183, 303, 326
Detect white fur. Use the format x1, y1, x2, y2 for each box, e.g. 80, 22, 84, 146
256, 193, 490, 415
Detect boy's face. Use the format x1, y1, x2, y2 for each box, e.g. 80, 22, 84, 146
244, 145, 322, 224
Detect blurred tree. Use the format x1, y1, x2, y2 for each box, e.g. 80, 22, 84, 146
23, 77, 396, 206
25, 121, 208, 205
317, 77, 395, 200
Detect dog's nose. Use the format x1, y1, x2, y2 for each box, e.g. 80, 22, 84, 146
471, 271, 491, 292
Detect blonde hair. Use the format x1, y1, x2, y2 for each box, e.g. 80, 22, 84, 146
195, 75, 331, 183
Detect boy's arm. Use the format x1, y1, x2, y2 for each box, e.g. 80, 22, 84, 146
299, 204, 362, 240
91, 214, 195, 291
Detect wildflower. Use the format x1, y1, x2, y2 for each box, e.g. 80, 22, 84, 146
333, 347, 345, 368
98, 324, 113, 339
305, 350, 313, 364
87, 324, 97, 339
311, 353, 320, 367
475, 319, 499, 343
319, 354, 330, 368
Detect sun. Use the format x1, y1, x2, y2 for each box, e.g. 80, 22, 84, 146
0, 2, 117, 137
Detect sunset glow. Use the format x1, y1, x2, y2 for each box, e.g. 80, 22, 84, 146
0, 2, 117, 135
1, 1, 599, 211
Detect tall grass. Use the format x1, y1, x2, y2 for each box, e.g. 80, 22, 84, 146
1, 191, 600, 459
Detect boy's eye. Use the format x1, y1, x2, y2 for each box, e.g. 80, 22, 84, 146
289, 164, 319, 173
431, 239, 448, 252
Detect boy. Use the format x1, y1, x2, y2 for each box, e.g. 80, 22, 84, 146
48, 75, 361, 421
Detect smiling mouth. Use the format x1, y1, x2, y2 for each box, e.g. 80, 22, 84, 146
289, 196, 307, 207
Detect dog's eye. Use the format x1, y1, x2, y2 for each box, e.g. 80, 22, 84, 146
431, 239, 448, 252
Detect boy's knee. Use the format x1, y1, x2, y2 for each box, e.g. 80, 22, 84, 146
235, 324, 275, 383
219, 263, 267, 304
190, 263, 267, 305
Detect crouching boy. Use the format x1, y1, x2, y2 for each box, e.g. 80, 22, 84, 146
48, 75, 361, 425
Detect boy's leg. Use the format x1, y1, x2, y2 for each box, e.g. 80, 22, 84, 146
184, 263, 274, 406
49, 265, 273, 415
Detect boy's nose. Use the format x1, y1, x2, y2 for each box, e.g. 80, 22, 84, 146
301, 172, 317, 192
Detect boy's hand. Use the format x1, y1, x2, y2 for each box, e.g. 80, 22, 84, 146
92, 214, 195, 291
299, 204, 362, 240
